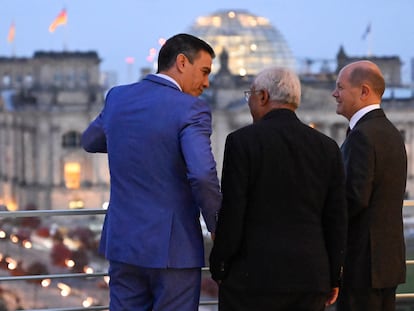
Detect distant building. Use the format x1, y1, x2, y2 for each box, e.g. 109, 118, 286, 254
0, 51, 109, 210
190, 10, 414, 198
188, 9, 296, 76
209, 46, 414, 197
336, 46, 403, 87
0, 10, 413, 212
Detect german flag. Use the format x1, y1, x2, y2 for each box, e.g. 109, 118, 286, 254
49, 9, 68, 33
7, 22, 15, 43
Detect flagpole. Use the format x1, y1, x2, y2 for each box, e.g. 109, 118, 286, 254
11, 41, 16, 58
63, 24, 68, 51
8, 21, 16, 57
367, 29, 372, 57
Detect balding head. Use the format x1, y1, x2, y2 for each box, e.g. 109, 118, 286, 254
341, 60, 385, 97
332, 60, 385, 120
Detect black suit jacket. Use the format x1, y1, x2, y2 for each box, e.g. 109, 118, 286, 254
341, 108, 407, 288
210, 109, 347, 293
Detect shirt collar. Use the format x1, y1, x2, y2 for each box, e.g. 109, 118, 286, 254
155, 73, 182, 91
349, 104, 380, 129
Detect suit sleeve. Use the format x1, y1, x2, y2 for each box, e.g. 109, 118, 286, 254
81, 112, 107, 153
342, 130, 375, 218
180, 99, 222, 233
81, 89, 116, 153
209, 132, 248, 282
323, 145, 348, 287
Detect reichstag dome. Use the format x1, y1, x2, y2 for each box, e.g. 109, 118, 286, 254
188, 9, 296, 76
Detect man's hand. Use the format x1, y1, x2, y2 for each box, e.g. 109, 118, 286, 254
325, 287, 339, 306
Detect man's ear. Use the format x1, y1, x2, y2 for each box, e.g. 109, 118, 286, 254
360, 83, 370, 99
176, 53, 187, 73
260, 89, 269, 106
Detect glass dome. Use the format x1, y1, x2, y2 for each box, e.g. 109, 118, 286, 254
188, 9, 296, 76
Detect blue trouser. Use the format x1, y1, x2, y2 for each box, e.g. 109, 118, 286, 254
108, 260, 201, 311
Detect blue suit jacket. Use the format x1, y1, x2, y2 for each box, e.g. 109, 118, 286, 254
82, 74, 222, 268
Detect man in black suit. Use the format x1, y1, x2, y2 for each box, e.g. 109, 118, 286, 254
210, 67, 348, 310
333, 60, 407, 311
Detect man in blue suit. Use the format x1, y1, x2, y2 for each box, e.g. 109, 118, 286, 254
81, 33, 222, 311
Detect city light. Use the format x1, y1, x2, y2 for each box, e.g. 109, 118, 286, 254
65, 259, 75, 268
6, 257, 17, 270
158, 38, 166, 46
69, 199, 84, 209
125, 57, 135, 64
146, 48, 157, 63
10, 234, 19, 244
57, 282, 71, 297
82, 297, 94, 308
41, 278, 51, 288
104, 275, 110, 285
84, 266, 94, 274
23, 240, 32, 249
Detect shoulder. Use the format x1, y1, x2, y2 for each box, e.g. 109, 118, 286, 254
229, 122, 257, 138
310, 125, 338, 145
355, 111, 400, 141
225, 123, 262, 150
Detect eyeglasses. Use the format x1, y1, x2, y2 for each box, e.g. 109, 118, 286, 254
244, 90, 262, 102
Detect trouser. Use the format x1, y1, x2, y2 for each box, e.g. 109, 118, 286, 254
219, 281, 328, 311
336, 286, 396, 311
108, 260, 201, 311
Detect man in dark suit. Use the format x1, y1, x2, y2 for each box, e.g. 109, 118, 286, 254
210, 67, 347, 310
333, 60, 407, 311
81, 33, 222, 311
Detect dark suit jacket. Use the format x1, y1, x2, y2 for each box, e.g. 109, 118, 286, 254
210, 109, 347, 293
81, 74, 221, 268
341, 108, 407, 288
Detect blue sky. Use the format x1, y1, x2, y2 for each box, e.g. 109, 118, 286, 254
1, 0, 413, 84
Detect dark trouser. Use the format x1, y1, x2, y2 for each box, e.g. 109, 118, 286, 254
219, 282, 328, 311
336, 286, 396, 311
108, 260, 201, 311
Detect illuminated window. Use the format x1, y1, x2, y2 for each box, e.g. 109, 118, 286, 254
69, 199, 84, 209
64, 162, 81, 189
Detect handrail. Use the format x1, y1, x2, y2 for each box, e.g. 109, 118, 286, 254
0, 208, 216, 310
0, 268, 209, 283
2, 202, 414, 310
0, 208, 106, 218
0, 272, 107, 282
17, 307, 109, 311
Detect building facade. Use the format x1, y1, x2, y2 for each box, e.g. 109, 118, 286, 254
0, 10, 413, 211
0, 52, 109, 211
208, 47, 414, 200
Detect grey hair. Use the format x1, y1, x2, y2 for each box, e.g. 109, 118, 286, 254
252, 67, 301, 108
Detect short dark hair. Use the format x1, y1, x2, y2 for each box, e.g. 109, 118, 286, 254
157, 33, 215, 72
